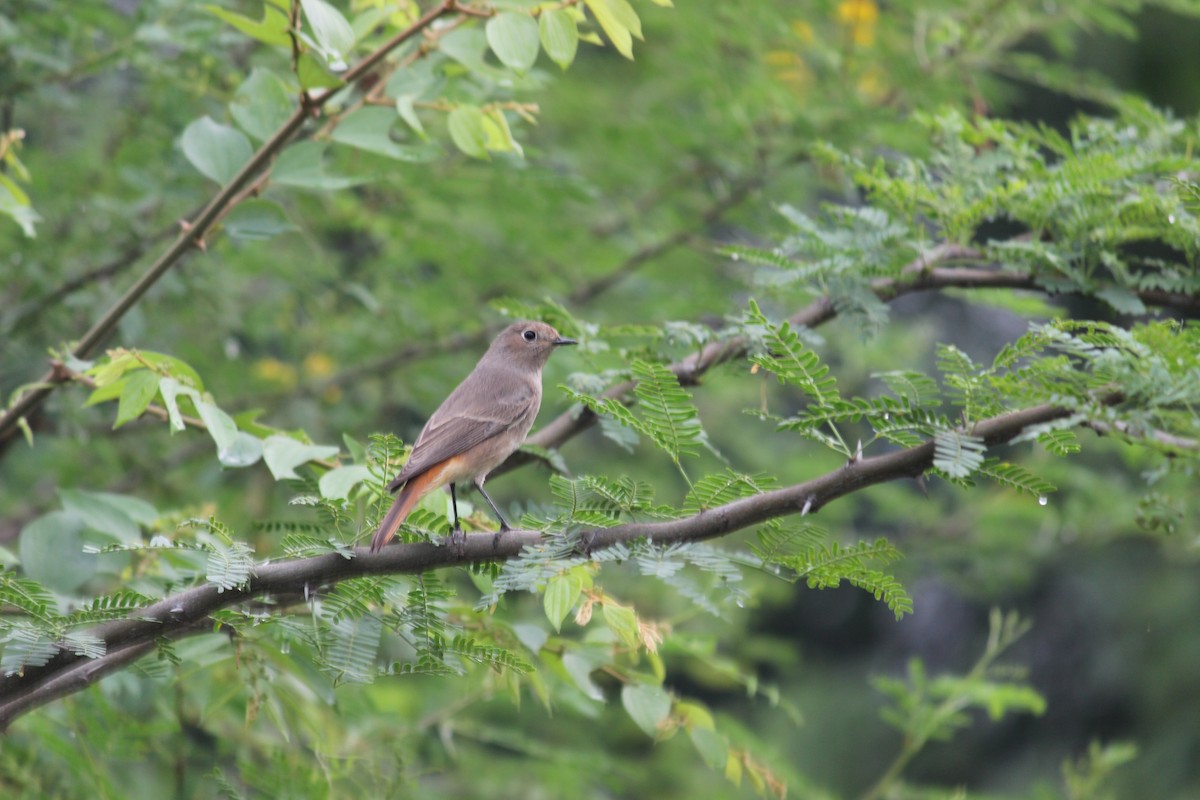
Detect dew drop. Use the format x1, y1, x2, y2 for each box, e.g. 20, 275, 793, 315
1038, 495, 1048, 506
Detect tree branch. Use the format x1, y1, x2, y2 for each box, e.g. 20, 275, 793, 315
0, 0, 458, 448
0, 396, 1101, 730
511, 245, 1197, 466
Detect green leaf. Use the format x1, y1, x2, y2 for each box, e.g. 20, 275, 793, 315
395, 95, 427, 140
605, 0, 642, 38
561, 649, 605, 701
204, 3, 291, 47
205, 537, 253, 592
230, 68, 294, 141
1038, 427, 1081, 456
0, 571, 58, 624
631, 360, 705, 461
448, 105, 490, 160
19, 511, 95, 593
114, 369, 159, 429
262, 435, 339, 480
296, 52, 346, 90
330, 107, 440, 162
318, 464, 372, 500
301, 0, 356, 68
747, 299, 840, 406
1095, 286, 1147, 315
482, 108, 524, 158
224, 198, 297, 241
181, 116, 252, 184
439, 27, 510, 81
1, 623, 60, 676
487, 12, 540, 74
602, 600, 639, 649
689, 726, 728, 770
196, 400, 239, 462
543, 571, 583, 632
323, 613, 383, 685
59, 489, 156, 544
157, 377, 195, 433
977, 460, 1056, 500
539, 9, 579, 69
512, 623, 549, 654
0, 174, 40, 237
585, 0, 635, 59
933, 430, 987, 479
621, 683, 671, 737
273, 141, 369, 190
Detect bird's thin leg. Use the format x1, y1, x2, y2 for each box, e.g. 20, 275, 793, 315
474, 479, 511, 548
448, 483, 465, 557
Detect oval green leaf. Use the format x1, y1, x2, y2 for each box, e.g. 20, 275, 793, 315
539, 9, 579, 70
602, 601, 640, 648
621, 683, 672, 737
115, 369, 159, 429
262, 434, 339, 480
301, 0, 356, 68
19, 511, 95, 594
318, 464, 372, 500
447, 105, 490, 160
181, 116, 252, 184
543, 571, 582, 632
230, 68, 294, 142
486, 12, 540, 75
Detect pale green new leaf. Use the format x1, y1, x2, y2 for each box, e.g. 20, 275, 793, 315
933, 430, 987, 479
487, 12, 540, 74
540, 9, 579, 69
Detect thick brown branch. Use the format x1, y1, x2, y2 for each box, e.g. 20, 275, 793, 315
0, 397, 1093, 730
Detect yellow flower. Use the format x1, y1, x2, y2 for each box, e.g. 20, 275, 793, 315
836, 0, 879, 47
252, 358, 297, 388
302, 351, 335, 378
791, 20, 815, 44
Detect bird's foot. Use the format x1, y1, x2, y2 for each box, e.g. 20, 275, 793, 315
491, 525, 510, 549
446, 525, 467, 558
574, 530, 598, 558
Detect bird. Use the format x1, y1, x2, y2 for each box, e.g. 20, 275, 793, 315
369, 320, 576, 553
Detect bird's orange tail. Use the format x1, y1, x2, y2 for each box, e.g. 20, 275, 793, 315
370, 470, 439, 552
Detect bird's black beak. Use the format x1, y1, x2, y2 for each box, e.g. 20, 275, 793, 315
553, 336, 578, 346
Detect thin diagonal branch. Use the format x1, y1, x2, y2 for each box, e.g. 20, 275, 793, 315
509, 245, 1198, 470
0, 395, 1110, 730
0, 0, 458, 448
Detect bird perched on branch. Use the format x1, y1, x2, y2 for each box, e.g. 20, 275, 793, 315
370, 320, 576, 553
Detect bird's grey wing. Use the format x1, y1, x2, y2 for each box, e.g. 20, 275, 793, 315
388, 387, 535, 491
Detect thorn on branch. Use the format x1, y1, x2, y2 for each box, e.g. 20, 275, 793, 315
178, 219, 206, 252
47, 359, 72, 384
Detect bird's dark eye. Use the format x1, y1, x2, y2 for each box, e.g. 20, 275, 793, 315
522, 329, 537, 342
